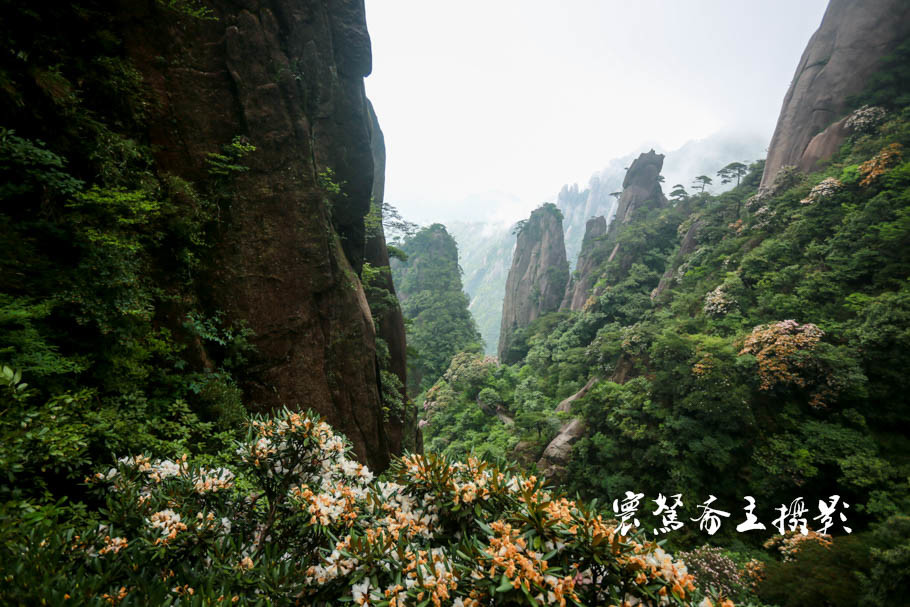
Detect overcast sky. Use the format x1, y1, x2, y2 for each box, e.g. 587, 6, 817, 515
364, 0, 829, 225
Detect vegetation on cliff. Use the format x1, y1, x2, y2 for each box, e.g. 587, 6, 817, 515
0, 2, 413, 602
0, 3, 259, 512
392, 224, 482, 395
420, 81, 910, 604
499, 203, 570, 364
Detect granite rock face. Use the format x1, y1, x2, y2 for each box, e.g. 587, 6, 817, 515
498, 204, 569, 363
122, 0, 395, 470
557, 173, 622, 269
760, 0, 910, 189
561, 216, 607, 311
796, 116, 850, 175
601, 150, 668, 275
609, 150, 667, 234
536, 418, 585, 483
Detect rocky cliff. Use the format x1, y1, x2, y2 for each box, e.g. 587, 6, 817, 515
498, 203, 569, 363
122, 1, 395, 470
556, 167, 623, 269
561, 216, 607, 311
760, 0, 910, 189
364, 100, 413, 454
602, 150, 668, 272
608, 150, 667, 234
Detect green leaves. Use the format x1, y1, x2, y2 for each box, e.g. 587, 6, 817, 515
393, 225, 483, 394
205, 137, 256, 178
0, 365, 27, 394
0, 128, 84, 201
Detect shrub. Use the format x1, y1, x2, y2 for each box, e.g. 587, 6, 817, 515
676, 545, 743, 602
757, 534, 871, 607
1, 408, 718, 606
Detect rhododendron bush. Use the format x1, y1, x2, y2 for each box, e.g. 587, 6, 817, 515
5, 408, 719, 606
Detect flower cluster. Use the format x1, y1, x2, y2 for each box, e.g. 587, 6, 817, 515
75, 408, 719, 606
302, 450, 706, 606
800, 177, 843, 204
98, 535, 128, 556
148, 509, 188, 544
744, 192, 767, 213
677, 545, 742, 602
478, 520, 578, 605
844, 104, 887, 133
859, 142, 903, 186
763, 529, 832, 561
692, 353, 716, 378
740, 320, 831, 405
423, 380, 457, 414
94, 454, 235, 496
703, 284, 737, 317
620, 323, 651, 356
443, 352, 497, 392
742, 559, 765, 592
752, 204, 775, 229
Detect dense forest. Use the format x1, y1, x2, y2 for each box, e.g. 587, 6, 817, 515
2, 1, 909, 606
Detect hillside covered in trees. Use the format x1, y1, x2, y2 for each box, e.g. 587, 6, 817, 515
419, 35, 910, 607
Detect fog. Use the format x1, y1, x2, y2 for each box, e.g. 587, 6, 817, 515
365, 0, 829, 226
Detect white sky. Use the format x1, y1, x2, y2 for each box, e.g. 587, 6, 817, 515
364, 0, 829, 225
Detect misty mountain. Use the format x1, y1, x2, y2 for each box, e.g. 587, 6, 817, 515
453, 131, 768, 355
446, 220, 514, 354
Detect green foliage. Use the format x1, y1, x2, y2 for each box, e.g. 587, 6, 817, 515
0, 408, 721, 606
758, 535, 872, 607
717, 162, 749, 187
421, 353, 523, 461
435, 85, 910, 600
0, 127, 83, 200
862, 515, 910, 603
693, 174, 713, 192
670, 184, 689, 204
0, 3, 255, 543
370, 200, 418, 245
379, 368, 406, 420
2, 4, 909, 604
205, 136, 256, 176
156, 0, 217, 20
393, 224, 482, 393
361, 261, 411, 421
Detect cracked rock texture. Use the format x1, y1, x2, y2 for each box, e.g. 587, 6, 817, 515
498, 205, 569, 363
608, 150, 667, 235
561, 216, 607, 311
761, 0, 910, 189
122, 0, 397, 470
